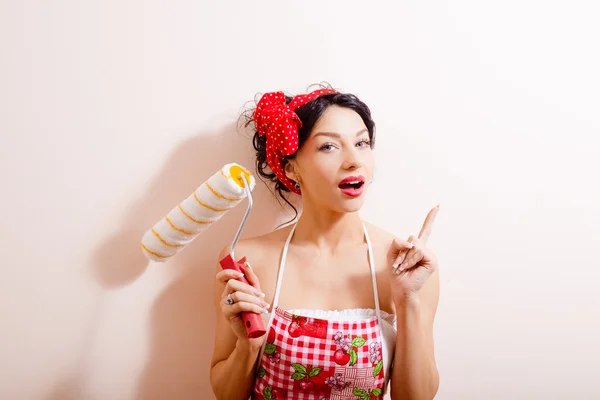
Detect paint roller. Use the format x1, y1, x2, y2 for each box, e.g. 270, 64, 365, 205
140, 163, 266, 338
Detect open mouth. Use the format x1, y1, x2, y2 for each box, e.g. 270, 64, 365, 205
338, 176, 366, 196
338, 181, 364, 190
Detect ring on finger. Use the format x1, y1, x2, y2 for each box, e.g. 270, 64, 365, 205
226, 293, 235, 305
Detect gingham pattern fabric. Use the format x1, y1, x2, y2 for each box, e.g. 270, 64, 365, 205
252, 222, 386, 400
252, 307, 385, 400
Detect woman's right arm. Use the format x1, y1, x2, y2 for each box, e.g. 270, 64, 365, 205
210, 337, 262, 400
210, 245, 269, 400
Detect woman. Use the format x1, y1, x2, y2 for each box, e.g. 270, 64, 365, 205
210, 86, 440, 400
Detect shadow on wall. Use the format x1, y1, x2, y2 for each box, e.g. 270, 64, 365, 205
131, 126, 287, 399
45, 122, 290, 400
90, 122, 275, 289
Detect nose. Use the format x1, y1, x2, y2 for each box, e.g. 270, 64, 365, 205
342, 147, 362, 170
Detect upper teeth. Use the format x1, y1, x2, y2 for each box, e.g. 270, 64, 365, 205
347, 181, 360, 184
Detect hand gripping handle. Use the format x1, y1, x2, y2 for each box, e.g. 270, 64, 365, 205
219, 253, 267, 338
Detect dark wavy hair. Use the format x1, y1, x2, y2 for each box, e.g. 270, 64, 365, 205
242, 84, 376, 224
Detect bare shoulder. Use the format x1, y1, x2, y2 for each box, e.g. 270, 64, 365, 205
361, 220, 397, 279
362, 220, 397, 251
216, 225, 294, 303
218, 226, 292, 265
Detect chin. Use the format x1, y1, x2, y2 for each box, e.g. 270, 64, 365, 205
336, 197, 367, 213
309, 185, 368, 212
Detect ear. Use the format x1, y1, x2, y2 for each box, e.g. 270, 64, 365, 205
284, 159, 298, 183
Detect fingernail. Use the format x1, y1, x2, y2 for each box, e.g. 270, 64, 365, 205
392, 263, 398, 269
237, 272, 244, 278
262, 308, 270, 314
407, 243, 414, 248
256, 291, 266, 298
261, 301, 270, 308
245, 261, 252, 269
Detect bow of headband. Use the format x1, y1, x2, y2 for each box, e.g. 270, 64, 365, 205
252, 88, 338, 194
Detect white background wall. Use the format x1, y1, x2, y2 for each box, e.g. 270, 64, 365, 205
1, 1, 599, 399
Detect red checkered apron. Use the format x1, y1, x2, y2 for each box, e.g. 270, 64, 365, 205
252, 223, 387, 400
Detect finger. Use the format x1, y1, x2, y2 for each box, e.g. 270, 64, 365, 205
222, 299, 270, 317
226, 291, 270, 310
407, 235, 420, 245
390, 238, 414, 269
396, 241, 420, 271
395, 235, 420, 268
396, 247, 424, 273
224, 278, 265, 298
392, 237, 414, 252
418, 205, 440, 244
392, 249, 411, 269
215, 269, 244, 284
243, 261, 262, 293
394, 249, 416, 273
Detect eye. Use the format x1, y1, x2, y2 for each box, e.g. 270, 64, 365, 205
319, 143, 336, 152
357, 139, 370, 148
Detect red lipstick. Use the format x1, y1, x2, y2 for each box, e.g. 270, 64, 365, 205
338, 175, 366, 197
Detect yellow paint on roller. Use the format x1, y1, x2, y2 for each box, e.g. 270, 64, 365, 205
193, 192, 232, 212
205, 182, 241, 202
178, 205, 213, 225
141, 163, 255, 263
151, 228, 184, 248
165, 216, 197, 235
219, 169, 229, 181
229, 165, 253, 189
141, 243, 169, 259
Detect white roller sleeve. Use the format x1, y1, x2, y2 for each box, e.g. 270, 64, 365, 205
141, 163, 256, 262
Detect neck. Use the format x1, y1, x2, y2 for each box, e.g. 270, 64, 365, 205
291, 202, 365, 252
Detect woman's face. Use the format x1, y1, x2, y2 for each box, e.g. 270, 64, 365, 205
286, 105, 374, 213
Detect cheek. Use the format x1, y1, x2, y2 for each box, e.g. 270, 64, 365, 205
299, 160, 337, 189
314, 158, 341, 181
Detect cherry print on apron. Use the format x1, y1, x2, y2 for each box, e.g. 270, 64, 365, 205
252, 223, 387, 400
253, 307, 385, 400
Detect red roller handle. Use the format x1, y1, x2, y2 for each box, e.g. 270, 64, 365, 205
219, 253, 267, 339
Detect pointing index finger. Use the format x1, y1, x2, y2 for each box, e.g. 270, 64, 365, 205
418, 205, 439, 244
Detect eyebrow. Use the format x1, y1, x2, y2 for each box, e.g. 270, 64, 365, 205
312, 128, 368, 139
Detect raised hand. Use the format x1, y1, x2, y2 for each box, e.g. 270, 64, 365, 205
387, 205, 440, 298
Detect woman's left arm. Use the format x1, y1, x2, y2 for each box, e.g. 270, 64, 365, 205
391, 270, 440, 400
388, 206, 441, 400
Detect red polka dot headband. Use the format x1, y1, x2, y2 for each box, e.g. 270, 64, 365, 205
253, 88, 338, 194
